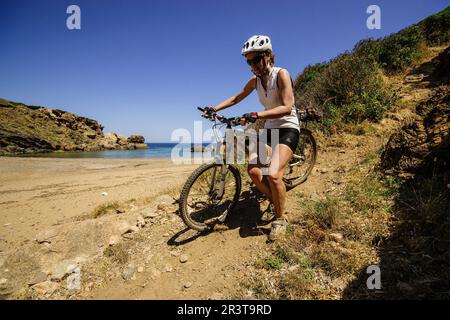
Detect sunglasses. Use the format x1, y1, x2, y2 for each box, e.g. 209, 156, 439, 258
246, 54, 264, 66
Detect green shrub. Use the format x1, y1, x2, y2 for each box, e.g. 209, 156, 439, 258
294, 63, 327, 94
421, 6, 450, 45
378, 26, 426, 74
295, 53, 395, 132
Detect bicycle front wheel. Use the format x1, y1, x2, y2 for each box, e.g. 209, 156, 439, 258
283, 128, 317, 189
179, 163, 241, 231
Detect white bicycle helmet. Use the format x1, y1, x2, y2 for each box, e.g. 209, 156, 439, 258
241, 35, 272, 56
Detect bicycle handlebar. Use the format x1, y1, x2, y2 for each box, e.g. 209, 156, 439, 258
198, 107, 242, 127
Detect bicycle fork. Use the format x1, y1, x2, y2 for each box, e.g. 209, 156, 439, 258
208, 164, 228, 201
204, 164, 230, 224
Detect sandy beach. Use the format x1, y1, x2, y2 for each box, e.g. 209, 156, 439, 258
0, 157, 199, 253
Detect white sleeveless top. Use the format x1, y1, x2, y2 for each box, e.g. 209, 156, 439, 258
256, 67, 300, 131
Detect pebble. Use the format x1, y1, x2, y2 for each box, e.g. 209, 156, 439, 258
170, 250, 182, 257
122, 233, 134, 240
179, 255, 189, 263
31, 281, 59, 295
108, 235, 121, 246
101, 192, 108, 196
137, 266, 144, 273
165, 265, 173, 273
0, 278, 7, 284
51, 260, 78, 281
143, 210, 159, 219
329, 232, 344, 242
122, 266, 136, 281
184, 282, 192, 288
3, 223, 11, 227
28, 271, 48, 286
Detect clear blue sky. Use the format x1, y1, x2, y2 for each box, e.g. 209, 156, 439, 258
1, 0, 448, 142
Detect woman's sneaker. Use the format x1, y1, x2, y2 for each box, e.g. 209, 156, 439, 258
268, 218, 288, 241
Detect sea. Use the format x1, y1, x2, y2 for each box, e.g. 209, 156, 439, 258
20, 143, 215, 159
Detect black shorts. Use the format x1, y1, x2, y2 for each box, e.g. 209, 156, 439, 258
259, 128, 300, 153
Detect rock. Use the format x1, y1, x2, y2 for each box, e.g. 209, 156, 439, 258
151, 268, 161, 279
130, 226, 140, 233
3, 223, 11, 227
101, 192, 108, 196
31, 281, 59, 295
127, 135, 145, 144
170, 250, 182, 257
155, 194, 174, 206
122, 266, 136, 281
85, 282, 94, 292
143, 209, 159, 219
137, 266, 144, 273
67, 273, 81, 290
117, 135, 128, 146
122, 233, 134, 240
0, 278, 7, 285
164, 265, 173, 273
136, 215, 146, 228
85, 132, 97, 139
35, 229, 58, 244
50, 260, 78, 281
320, 168, 328, 174
184, 282, 192, 288
329, 232, 344, 242
63, 144, 77, 151
117, 221, 133, 235
108, 235, 121, 246
179, 255, 189, 263
163, 233, 170, 237
28, 271, 48, 286
405, 74, 424, 82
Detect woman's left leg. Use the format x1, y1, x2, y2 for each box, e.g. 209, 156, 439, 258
266, 143, 293, 220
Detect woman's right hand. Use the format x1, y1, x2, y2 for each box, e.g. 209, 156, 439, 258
203, 106, 217, 118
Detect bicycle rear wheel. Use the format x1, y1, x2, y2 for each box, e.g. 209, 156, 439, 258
283, 128, 317, 189
179, 162, 241, 231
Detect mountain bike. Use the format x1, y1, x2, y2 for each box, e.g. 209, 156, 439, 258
178, 107, 318, 231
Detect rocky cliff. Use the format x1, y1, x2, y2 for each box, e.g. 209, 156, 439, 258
0, 99, 148, 155
380, 46, 449, 179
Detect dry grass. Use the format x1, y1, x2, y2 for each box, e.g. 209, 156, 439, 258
243, 147, 395, 299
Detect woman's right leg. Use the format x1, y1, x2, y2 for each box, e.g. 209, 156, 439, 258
247, 164, 273, 202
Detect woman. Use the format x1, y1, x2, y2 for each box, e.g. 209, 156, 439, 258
203, 35, 300, 241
